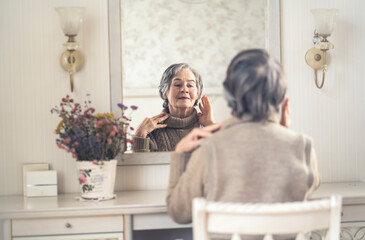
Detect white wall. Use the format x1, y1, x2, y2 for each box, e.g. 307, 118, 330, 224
281, 0, 365, 182
0, 0, 110, 196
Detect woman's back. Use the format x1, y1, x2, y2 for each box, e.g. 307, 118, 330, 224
201, 116, 315, 204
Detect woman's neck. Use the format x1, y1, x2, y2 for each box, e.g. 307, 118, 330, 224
169, 107, 195, 118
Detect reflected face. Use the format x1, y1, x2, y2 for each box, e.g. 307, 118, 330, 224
164, 69, 199, 111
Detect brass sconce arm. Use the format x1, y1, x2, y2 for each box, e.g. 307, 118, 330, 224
60, 38, 84, 92
305, 32, 333, 89
305, 43, 328, 89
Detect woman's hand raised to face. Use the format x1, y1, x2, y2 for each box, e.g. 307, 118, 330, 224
280, 98, 291, 128
198, 95, 215, 126
175, 123, 222, 153
135, 112, 169, 138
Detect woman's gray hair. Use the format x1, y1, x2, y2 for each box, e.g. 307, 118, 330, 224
223, 49, 287, 121
158, 63, 203, 111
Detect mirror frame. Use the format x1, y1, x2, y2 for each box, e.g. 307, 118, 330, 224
108, 0, 281, 166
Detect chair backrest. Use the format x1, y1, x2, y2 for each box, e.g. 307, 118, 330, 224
193, 195, 342, 240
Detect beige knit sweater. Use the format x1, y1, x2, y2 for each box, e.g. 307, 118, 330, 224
133, 109, 201, 152
166, 115, 320, 224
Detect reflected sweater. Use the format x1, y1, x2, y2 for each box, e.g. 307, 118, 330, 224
166, 115, 321, 224
133, 109, 201, 152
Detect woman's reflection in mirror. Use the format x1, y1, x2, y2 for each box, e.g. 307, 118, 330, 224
133, 63, 215, 152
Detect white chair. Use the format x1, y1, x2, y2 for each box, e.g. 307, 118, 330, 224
193, 195, 342, 240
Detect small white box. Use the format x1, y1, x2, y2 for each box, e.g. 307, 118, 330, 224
23, 164, 49, 196
26, 170, 58, 197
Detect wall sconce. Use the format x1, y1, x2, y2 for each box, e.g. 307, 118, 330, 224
55, 7, 85, 92
305, 9, 339, 89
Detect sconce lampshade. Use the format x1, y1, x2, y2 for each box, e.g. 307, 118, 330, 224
55, 7, 85, 36
311, 9, 339, 37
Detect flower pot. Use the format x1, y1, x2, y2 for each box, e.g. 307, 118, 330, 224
76, 160, 117, 201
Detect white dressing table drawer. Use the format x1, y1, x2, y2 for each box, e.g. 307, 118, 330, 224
342, 205, 365, 222
12, 215, 124, 236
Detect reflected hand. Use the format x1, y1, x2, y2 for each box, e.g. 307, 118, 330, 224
198, 95, 215, 126
135, 112, 169, 138
280, 98, 291, 128
175, 123, 222, 153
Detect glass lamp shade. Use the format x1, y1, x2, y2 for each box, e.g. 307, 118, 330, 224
55, 7, 85, 36
311, 9, 339, 37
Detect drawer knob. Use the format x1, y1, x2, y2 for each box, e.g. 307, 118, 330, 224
65, 223, 72, 228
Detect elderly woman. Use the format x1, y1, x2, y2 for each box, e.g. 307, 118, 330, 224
133, 63, 214, 152
166, 49, 320, 224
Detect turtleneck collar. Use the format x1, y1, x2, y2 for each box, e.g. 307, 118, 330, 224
163, 108, 199, 129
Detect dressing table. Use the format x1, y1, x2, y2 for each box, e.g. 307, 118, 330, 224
1, 182, 365, 240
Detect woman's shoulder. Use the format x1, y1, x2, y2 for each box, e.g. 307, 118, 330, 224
198, 118, 314, 150
276, 125, 313, 144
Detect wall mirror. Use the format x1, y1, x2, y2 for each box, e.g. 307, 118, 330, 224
108, 0, 281, 165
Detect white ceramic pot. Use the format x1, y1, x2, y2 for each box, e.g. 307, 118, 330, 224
76, 159, 117, 201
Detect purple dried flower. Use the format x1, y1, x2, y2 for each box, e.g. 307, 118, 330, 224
130, 105, 138, 110
117, 103, 128, 110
